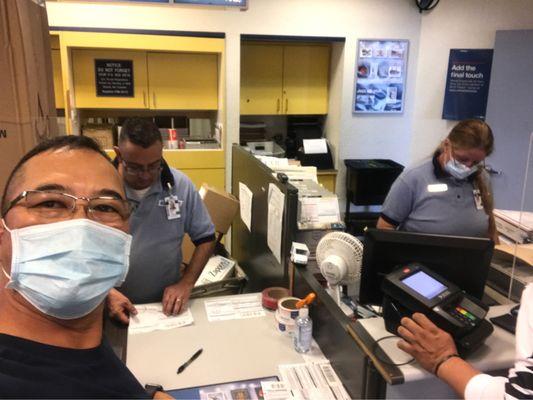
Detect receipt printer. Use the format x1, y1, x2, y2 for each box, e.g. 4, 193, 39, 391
381, 263, 494, 356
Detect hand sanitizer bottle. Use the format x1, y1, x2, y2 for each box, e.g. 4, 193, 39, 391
294, 307, 313, 353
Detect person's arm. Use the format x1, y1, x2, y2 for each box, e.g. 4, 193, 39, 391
106, 288, 138, 324
396, 313, 481, 398
377, 216, 396, 230
161, 239, 215, 315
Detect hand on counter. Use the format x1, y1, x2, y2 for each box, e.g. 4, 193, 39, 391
107, 288, 138, 324
396, 312, 458, 374
162, 280, 193, 316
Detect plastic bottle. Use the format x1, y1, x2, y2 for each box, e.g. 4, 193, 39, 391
293, 307, 313, 353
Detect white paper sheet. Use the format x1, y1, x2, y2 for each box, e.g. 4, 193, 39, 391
267, 184, 285, 263
278, 362, 351, 400
262, 381, 295, 400
239, 182, 253, 232
303, 139, 327, 155
204, 293, 265, 322
129, 303, 194, 334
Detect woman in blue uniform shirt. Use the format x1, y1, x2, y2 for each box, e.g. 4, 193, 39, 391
377, 119, 498, 242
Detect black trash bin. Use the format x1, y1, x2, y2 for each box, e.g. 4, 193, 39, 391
344, 159, 404, 235
344, 159, 404, 205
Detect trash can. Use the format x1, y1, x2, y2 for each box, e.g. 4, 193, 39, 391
344, 159, 404, 206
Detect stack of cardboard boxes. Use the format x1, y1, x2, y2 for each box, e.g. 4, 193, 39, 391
0, 0, 58, 197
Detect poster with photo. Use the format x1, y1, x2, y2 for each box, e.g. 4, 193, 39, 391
353, 39, 409, 114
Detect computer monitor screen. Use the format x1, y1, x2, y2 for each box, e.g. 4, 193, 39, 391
359, 229, 494, 305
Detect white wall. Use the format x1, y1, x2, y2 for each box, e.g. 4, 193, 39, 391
46, 0, 421, 198
410, 0, 533, 164
46, 0, 533, 203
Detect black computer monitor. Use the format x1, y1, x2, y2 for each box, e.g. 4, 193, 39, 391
359, 229, 494, 305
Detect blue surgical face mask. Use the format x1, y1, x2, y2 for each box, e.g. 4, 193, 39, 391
1, 218, 131, 320
444, 158, 477, 180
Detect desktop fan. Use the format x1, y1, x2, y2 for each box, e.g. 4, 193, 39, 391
316, 232, 364, 305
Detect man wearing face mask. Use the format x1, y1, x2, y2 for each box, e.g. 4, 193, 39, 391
377, 119, 498, 242
106, 118, 215, 324
0, 136, 159, 398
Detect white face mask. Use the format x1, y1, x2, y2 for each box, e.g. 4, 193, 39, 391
2, 218, 131, 320
444, 158, 477, 180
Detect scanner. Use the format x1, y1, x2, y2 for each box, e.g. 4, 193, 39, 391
381, 263, 494, 356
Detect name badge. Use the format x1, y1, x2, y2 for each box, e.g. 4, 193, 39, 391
160, 195, 182, 220
473, 189, 484, 210
427, 184, 448, 193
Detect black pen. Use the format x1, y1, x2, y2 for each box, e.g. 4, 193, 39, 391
177, 348, 203, 374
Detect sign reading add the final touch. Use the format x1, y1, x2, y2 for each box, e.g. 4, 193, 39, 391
95, 59, 134, 97
442, 49, 494, 120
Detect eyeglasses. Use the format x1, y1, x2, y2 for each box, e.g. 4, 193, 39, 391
121, 160, 162, 176
2, 190, 132, 223
450, 148, 484, 168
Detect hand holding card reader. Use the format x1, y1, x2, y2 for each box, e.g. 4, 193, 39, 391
381, 263, 494, 356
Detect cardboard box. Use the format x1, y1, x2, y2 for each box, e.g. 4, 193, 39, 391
82, 124, 115, 149
0, 0, 57, 197
198, 183, 240, 235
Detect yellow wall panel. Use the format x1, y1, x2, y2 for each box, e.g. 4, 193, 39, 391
51, 49, 64, 109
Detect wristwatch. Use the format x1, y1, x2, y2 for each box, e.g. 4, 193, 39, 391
144, 383, 164, 398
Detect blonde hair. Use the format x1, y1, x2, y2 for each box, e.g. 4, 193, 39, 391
439, 119, 497, 241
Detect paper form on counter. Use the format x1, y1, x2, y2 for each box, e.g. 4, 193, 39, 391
239, 182, 253, 232
204, 293, 265, 322
267, 183, 285, 263
129, 303, 194, 334
278, 361, 351, 400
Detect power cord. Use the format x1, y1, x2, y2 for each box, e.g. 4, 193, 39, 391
371, 335, 414, 367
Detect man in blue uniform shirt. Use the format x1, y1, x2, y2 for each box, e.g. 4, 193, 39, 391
107, 118, 215, 322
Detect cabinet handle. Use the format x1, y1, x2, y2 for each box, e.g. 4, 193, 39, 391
152, 92, 156, 109
143, 91, 147, 108
277, 98, 280, 113
285, 98, 288, 113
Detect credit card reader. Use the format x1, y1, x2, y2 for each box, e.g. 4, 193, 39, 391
381, 263, 494, 356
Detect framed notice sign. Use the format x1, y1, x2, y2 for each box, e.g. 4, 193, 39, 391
353, 39, 408, 114
442, 49, 494, 120
95, 59, 134, 97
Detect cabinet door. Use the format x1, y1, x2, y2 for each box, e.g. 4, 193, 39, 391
148, 52, 218, 110
283, 45, 329, 115
72, 49, 148, 109
240, 44, 283, 115
51, 49, 64, 109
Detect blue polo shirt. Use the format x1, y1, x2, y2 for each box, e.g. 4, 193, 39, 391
118, 163, 215, 304
380, 153, 490, 238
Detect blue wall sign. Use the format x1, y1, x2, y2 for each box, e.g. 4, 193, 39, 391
442, 49, 494, 120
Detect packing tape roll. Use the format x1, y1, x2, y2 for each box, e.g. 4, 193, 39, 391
262, 287, 290, 310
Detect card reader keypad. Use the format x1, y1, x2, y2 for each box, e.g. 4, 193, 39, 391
450, 306, 477, 326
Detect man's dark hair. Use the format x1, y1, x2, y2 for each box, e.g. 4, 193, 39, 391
1, 135, 112, 216
119, 118, 162, 148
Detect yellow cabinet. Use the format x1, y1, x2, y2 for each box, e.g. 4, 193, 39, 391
72, 49, 149, 109
240, 44, 283, 115
72, 49, 218, 110
147, 52, 218, 110
283, 45, 329, 115
51, 49, 64, 109
240, 43, 329, 115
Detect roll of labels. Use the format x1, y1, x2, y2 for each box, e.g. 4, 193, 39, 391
261, 288, 316, 334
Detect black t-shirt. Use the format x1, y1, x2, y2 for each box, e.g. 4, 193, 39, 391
0, 333, 150, 399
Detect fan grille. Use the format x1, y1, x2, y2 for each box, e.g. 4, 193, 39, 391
316, 232, 364, 283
